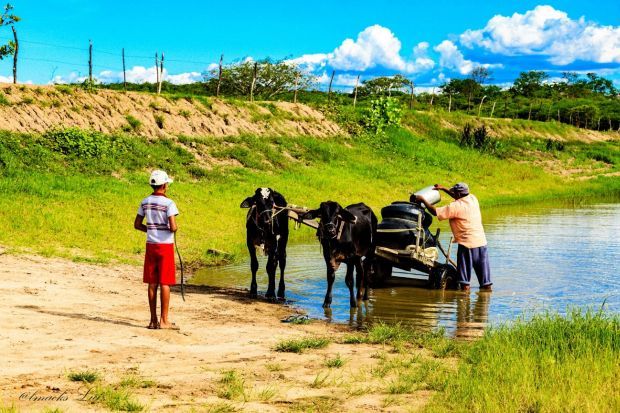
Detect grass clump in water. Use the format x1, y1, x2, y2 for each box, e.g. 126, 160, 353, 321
426, 310, 620, 413
275, 337, 330, 353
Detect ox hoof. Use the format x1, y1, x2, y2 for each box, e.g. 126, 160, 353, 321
249, 292, 258, 299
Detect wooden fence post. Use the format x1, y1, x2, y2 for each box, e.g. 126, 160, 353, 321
327, 70, 335, 101
88, 40, 93, 84
155, 52, 159, 90
293, 72, 300, 104
122, 48, 127, 91
157, 52, 164, 94
353, 74, 360, 107
250, 62, 258, 101
216, 54, 223, 97
11, 26, 18, 84
477, 95, 487, 118
490, 101, 496, 118
448, 93, 452, 112
409, 82, 415, 110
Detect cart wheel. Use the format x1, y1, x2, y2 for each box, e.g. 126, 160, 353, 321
367, 259, 392, 288
431, 265, 458, 290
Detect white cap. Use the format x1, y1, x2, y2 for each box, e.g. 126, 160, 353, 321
149, 170, 173, 186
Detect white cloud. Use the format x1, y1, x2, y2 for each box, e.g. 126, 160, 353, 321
315, 72, 361, 87
287, 53, 330, 73
288, 25, 434, 74
459, 5, 620, 65
53, 66, 204, 85
434, 40, 502, 75
434, 40, 475, 75
0, 75, 33, 84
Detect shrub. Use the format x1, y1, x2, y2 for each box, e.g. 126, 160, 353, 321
125, 115, 142, 132
154, 114, 165, 129
363, 97, 402, 134
45, 128, 126, 158
460, 123, 502, 154
0, 92, 10, 106
178, 109, 191, 119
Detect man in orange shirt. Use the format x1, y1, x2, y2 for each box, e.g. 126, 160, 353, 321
416, 183, 492, 292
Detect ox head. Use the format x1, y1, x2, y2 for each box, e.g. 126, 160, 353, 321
241, 187, 278, 229
304, 201, 357, 239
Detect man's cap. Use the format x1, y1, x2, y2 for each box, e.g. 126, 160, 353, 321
451, 182, 469, 198
150, 170, 173, 186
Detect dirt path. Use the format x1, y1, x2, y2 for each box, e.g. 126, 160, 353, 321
0, 253, 434, 412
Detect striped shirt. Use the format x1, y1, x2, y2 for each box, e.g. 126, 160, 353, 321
137, 194, 179, 244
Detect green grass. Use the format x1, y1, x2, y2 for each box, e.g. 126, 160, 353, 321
67, 369, 100, 383
0, 110, 618, 268
425, 310, 620, 413
217, 370, 247, 401
325, 354, 346, 368
86, 384, 144, 412
274, 337, 330, 353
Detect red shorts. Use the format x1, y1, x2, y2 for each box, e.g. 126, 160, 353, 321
143, 243, 176, 285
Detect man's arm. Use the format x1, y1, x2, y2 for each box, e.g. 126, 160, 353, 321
168, 215, 178, 233
134, 214, 147, 232
415, 196, 437, 216
434, 184, 457, 200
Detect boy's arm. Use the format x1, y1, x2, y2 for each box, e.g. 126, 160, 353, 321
134, 214, 147, 232
168, 215, 178, 233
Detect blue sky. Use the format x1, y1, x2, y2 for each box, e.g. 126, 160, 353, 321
1, 1, 619, 89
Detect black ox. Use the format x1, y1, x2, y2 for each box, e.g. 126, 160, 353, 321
240, 188, 289, 300
304, 201, 377, 308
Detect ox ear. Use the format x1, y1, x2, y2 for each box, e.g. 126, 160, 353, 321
338, 208, 357, 224
240, 197, 254, 208
303, 209, 320, 220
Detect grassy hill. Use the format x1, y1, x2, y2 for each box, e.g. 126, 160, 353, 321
0, 87, 618, 267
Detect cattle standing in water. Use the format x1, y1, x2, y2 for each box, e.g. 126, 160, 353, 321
304, 202, 377, 308
240, 188, 289, 300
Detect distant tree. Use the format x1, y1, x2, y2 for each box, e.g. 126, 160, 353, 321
511, 71, 549, 97
357, 75, 411, 97
585, 73, 617, 97
205, 59, 312, 99
0, 3, 20, 82
470, 66, 492, 85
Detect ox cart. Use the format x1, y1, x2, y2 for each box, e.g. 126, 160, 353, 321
283, 190, 458, 290
366, 188, 458, 290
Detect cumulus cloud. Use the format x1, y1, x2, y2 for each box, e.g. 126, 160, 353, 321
434, 40, 475, 75
289, 25, 434, 75
315, 72, 361, 88
434, 40, 502, 75
0, 75, 33, 84
53, 66, 204, 85
459, 5, 620, 65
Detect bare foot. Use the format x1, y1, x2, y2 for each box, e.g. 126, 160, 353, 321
147, 321, 159, 329
460, 284, 471, 292
159, 322, 180, 330
480, 285, 493, 292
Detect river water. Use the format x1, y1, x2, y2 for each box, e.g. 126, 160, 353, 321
193, 202, 620, 338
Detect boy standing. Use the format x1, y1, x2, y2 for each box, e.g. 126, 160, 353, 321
134, 170, 180, 329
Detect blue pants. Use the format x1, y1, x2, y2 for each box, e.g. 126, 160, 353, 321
457, 245, 492, 287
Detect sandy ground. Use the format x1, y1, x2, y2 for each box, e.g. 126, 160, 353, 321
0, 252, 434, 412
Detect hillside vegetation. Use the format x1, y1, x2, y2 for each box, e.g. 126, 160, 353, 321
0, 86, 618, 266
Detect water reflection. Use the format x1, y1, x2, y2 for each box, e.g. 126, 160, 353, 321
193, 202, 620, 338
